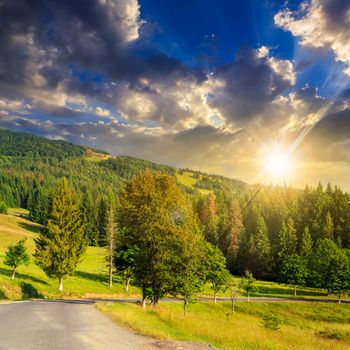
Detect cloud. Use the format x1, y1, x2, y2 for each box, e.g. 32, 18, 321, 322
95, 107, 111, 118
275, 0, 350, 75
209, 46, 296, 125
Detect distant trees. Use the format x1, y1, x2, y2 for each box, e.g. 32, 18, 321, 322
4, 239, 30, 279
34, 178, 87, 291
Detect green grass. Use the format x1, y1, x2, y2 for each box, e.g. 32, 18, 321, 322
176, 171, 212, 195
97, 301, 350, 350
0, 209, 139, 300
201, 279, 341, 301
84, 149, 110, 162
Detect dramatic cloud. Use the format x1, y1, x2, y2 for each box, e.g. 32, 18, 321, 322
209, 46, 296, 125
275, 0, 350, 75
0, 0, 349, 189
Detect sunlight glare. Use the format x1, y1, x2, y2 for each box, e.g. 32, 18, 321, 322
264, 148, 293, 182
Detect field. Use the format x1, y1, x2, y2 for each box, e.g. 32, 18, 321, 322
176, 171, 212, 195
98, 301, 350, 350
0, 209, 139, 300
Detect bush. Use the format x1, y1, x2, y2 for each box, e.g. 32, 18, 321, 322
261, 313, 282, 330
316, 328, 350, 341
0, 199, 8, 214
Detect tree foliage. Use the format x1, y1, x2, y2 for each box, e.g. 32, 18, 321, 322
34, 178, 87, 291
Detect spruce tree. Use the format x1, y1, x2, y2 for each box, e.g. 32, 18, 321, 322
34, 178, 87, 292
322, 211, 334, 240
106, 202, 117, 287
300, 227, 313, 258
227, 198, 243, 270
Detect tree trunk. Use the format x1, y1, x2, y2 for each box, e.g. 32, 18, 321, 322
338, 294, 342, 304
247, 292, 250, 302
108, 234, 114, 288
214, 291, 217, 303
108, 252, 113, 287
141, 289, 146, 309
58, 277, 63, 292
294, 285, 297, 296
125, 276, 130, 292
231, 298, 235, 314
11, 267, 16, 279
183, 299, 187, 318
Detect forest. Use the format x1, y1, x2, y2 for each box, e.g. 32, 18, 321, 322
1, 128, 350, 299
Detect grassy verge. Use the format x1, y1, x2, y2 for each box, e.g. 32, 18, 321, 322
97, 301, 350, 350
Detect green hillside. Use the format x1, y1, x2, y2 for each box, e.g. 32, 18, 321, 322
0, 209, 140, 300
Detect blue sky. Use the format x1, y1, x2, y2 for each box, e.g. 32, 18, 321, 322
0, 0, 349, 189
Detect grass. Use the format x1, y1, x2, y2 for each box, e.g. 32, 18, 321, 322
0, 209, 139, 300
84, 149, 110, 162
97, 301, 350, 350
176, 171, 212, 195
201, 279, 342, 301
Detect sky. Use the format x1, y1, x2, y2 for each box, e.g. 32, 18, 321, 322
0, 0, 350, 189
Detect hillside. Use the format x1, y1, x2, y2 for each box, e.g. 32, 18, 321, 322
0, 209, 140, 300
0, 128, 248, 208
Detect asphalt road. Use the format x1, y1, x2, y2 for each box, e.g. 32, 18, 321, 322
0, 300, 157, 350
0, 296, 348, 350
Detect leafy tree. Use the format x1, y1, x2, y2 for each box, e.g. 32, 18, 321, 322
4, 239, 30, 279
226, 277, 243, 313
205, 243, 230, 303
242, 270, 257, 302
118, 171, 204, 306
34, 178, 87, 291
310, 239, 350, 301
280, 254, 308, 296
115, 241, 136, 292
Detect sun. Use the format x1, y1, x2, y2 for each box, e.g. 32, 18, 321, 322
264, 148, 294, 182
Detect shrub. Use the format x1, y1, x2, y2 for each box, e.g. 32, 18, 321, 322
0, 199, 8, 214
316, 328, 350, 341
261, 313, 282, 330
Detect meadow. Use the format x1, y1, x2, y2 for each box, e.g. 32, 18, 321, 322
0, 209, 139, 300
97, 301, 350, 350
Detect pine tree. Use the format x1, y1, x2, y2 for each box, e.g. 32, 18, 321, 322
227, 198, 243, 270
34, 178, 87, 292
322, 211, 334, 240
97, 197, 109, 246
252, 215, 272, 278
106, 202, 117, 287
300, 227, 313, 258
